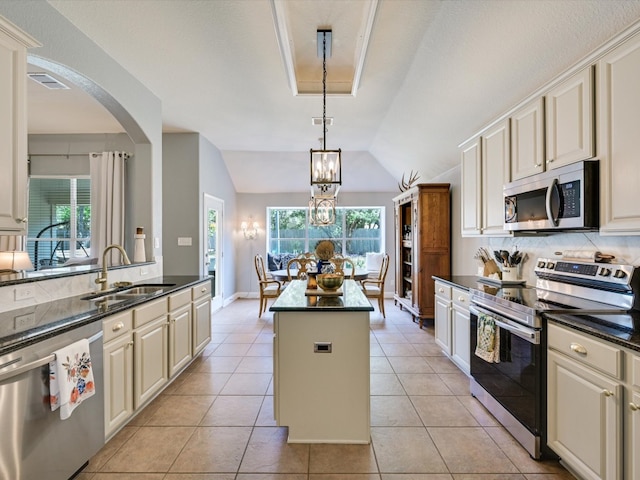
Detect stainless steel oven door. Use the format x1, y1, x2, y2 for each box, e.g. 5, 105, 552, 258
469, 304, 546, 458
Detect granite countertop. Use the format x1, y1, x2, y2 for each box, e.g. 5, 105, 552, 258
432, 275, 490, 291
270, 279, 374, 312
432, 275, 640, 353
0, 275, 210, 357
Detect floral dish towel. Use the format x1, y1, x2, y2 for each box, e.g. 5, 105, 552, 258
50, 339, 95, 419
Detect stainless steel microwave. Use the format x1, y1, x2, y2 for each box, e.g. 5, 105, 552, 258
504, 160, 599, 232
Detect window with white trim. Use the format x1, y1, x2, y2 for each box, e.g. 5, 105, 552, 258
267, 206, 383, 267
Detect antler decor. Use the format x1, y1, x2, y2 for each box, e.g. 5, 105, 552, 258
398, 170, 420, 192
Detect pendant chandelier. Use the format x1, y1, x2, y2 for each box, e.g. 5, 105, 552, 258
309, 29, 341, 226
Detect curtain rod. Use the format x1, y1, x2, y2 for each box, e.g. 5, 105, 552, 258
28, 152, 130, 158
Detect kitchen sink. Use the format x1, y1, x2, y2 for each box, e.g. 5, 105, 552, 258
82, 283, 176, 301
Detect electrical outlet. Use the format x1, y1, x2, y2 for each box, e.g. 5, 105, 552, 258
140, 267, 148, 276
14, 312, 36, 330
14, 286, 35, 301
177, 237, 192, 246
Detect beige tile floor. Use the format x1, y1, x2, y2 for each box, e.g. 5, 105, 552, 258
78, 298, 575, 480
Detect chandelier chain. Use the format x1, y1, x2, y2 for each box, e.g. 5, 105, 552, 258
322, 31, 327, 150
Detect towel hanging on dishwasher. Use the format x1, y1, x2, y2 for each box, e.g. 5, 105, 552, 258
475, 313, 501, 363
49, 338, 95, 419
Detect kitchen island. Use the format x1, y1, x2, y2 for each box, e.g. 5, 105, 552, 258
270, 279, 374, 443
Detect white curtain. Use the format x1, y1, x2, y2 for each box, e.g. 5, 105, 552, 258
90, 152, 125, 266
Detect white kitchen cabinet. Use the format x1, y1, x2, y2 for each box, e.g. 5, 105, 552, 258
598, 32, 640, 235
133, 298, 169, 409
434, 281, 451, 355
460, 120, 512, 237
450, 288, 470, 375
481, 119, 511, 235
546, 66, 595, 170
511, 97, 545, 180
0, 18, 39, 234
547, 324, 623, 480
192, 281, 211, 356
103, 310, 134, 438
434, 281, 470, 375
460, 137, 482, 236
168, 289, 192, 377
629, 355, 640, 480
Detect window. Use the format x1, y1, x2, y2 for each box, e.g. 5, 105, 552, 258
268, 206, 383, 266
26, 177, 91, 270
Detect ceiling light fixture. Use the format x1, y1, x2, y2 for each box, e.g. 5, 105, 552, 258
310, 29, 341, 226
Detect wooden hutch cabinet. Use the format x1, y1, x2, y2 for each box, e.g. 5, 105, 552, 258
393, 183, 451, 327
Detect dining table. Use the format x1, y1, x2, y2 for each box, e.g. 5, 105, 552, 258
269, 267, 370, 282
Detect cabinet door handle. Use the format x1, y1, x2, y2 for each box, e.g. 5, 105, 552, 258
603, 389, 614, 397
127, 341, 134, 348
15, 217, 28, 223
570, 343, 587, 355
535, 163, 542, 167
112, 322, 124, 332
630, 403, 640, 411
547, 158, 554, 164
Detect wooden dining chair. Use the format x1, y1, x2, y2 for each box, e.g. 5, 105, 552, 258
329, 256, 356, 279
360, 253, 390, 318
286, 257, 316, 281
254, 254, 282, 317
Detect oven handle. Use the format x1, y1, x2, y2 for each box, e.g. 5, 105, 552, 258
0, 331, 103, 382
470, 304, 540, 344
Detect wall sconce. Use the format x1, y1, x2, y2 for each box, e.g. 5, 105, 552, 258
0, 251, 34, 273
241, 220, 259, 240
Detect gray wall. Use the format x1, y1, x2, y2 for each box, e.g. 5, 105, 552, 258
163, 133, 237, 302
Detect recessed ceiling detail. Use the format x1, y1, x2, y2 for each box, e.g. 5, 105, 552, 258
271, 0, 378, 96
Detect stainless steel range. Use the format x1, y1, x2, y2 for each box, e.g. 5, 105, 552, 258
469, 257, 639, 459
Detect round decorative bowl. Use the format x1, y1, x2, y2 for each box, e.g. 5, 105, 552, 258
316, 273, 344, 291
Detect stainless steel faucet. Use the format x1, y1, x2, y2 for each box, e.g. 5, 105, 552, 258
95, 244, 132, 291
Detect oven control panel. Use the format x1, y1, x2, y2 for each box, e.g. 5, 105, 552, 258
535, 258, 635, 287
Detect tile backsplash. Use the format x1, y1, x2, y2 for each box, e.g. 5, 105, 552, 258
0, 259, 163, 313
482, 232, 640, 285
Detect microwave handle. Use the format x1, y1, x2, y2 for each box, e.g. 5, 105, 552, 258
545, 178, 560, 226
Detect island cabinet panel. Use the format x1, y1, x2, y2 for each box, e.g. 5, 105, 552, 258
270, 279, 372, 444
393, 184, 450, 327
274, 310, 370, 443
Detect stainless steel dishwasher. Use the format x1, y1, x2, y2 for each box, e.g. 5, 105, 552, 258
0, 321, 104, 480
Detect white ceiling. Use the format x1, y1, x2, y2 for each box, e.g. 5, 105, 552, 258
26, 0, 640, 194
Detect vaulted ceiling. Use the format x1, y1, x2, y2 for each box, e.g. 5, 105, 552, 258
26, 0, 640, 193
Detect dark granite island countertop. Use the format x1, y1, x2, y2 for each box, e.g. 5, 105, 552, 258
270, 279, 374, 312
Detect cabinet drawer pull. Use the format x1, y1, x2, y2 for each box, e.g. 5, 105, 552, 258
438, 288, 444, 293
201, 287, 207, 293
570, 342, 587, 355
603, 389, 614, 397
630, 403, 640, 411
458, 296, 465, 302
112, 322, 125, 332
